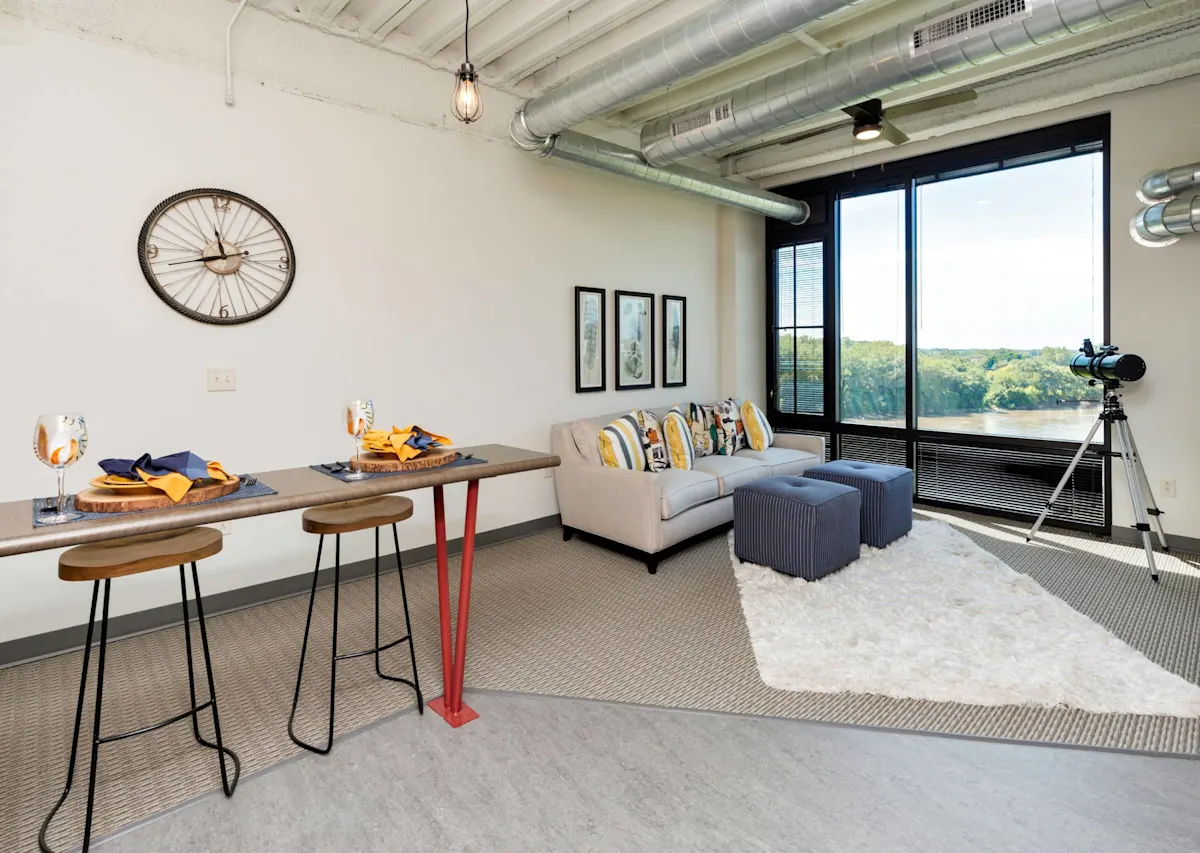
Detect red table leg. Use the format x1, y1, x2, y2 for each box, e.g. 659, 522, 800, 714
427, 480, 481, 728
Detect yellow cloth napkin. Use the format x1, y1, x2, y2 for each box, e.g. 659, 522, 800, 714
362, 426, 453, 463
135, 461, 232, 503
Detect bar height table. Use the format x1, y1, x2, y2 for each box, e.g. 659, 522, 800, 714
0, 444, 560, 728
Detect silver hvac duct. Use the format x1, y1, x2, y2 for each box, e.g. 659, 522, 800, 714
510, 0, 867, 147
641, 0, 1169, 165
536, 131, 810, 223
1131, 196, 1200, 246
1137, 162, 1200, 203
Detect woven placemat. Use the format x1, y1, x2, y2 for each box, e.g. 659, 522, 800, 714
31, 478, 278, 528
310, 455, 486, 482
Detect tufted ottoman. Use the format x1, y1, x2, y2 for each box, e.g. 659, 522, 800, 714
733, 476, 861, 580
805, 460, 913, 548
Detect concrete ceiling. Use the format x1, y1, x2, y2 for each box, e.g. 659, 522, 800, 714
258, 0, 1200, 178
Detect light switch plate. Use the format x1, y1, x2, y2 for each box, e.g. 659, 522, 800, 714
207, 368, 237, 392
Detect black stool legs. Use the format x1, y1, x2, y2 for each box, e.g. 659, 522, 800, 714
40, 566, 239, 853
288, 523, 423, 756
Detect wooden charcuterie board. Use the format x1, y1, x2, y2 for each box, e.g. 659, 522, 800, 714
74, 478, 241, 513
349, 448, 458, 473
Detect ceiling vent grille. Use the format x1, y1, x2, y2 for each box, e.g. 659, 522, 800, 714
911, 0, 1030, 54
670, 99, 734, 140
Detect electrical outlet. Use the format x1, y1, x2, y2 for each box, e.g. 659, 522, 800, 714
215, 521, 233, 536
207, 368, 237, 392
1160, 478, 1177, 499
543, 468, 554, 479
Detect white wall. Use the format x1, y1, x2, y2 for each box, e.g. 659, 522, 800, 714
754, 74, 1200, 537
0, 25, 721, 642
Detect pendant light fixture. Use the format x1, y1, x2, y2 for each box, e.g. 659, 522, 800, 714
452, 0, 483, 124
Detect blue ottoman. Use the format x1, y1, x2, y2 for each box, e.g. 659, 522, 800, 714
733, 476, 861, 580
805, 460, 913, 548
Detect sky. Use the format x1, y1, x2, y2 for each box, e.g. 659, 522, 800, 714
837, 152, 1104, 351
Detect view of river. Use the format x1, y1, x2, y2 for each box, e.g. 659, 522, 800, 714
846, 405, 1102, 441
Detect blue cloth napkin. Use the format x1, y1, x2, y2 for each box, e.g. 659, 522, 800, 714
99, 451, 211, 481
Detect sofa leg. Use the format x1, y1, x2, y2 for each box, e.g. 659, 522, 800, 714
646, 559, 658, 575
562, 526, 573, 542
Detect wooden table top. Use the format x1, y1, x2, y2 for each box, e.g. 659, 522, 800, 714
0, 445, 559, 558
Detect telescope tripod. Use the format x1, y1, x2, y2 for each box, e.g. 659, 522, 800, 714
1027, 384, 1169, 582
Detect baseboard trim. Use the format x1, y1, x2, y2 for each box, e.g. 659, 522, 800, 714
1110, 525, 1200, 554
0, 514, 562, 669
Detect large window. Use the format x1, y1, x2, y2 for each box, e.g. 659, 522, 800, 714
765, 117, 1109, 530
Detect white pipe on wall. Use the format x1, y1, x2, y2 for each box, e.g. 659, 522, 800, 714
225, 0, 249, 106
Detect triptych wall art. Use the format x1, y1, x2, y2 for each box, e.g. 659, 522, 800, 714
574, 287, 686, 393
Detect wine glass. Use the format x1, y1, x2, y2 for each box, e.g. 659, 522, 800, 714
33, 414, 88, 524
344, 399, 374, 480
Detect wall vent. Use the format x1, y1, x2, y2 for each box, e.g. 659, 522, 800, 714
911, 0, 1031, 55
670, 99, 734, 139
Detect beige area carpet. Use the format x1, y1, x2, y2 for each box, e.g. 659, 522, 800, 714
2, 509, 1200, 851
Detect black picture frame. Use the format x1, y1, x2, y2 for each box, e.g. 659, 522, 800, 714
614, 290, 655, 391
661, 294, 687, 388
574, 286, 606, 393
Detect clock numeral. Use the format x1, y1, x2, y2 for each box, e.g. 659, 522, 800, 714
278, 256, 290, 271
146, 244, 159, 259
219, 305, 231, 319
213, 196, 231, 212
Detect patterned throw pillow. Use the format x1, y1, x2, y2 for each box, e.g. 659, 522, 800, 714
597, 413, 646, 471
686, 403, 719, 457
712, 399, 746, 455
635, 410, 670, 472
741, 400, 775, 451
662, 407, 694, 470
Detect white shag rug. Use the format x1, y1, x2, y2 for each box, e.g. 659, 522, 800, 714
730, 520, 1200, 716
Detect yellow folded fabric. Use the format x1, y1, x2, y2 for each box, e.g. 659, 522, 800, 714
362, 425, 453, 463
134, 461, 233, 503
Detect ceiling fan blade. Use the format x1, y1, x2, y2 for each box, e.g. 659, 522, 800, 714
880, 122, 909, 146
886, 89, 977, 120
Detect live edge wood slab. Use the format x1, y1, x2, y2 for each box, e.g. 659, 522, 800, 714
0, 445, 559, 559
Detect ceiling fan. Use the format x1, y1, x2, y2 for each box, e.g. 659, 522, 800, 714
753, 89, 978, 152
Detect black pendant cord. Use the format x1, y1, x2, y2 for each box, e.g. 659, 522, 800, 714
464, 0, 471, 65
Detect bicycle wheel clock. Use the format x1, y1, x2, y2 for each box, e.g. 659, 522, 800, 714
137, 188, 296, 325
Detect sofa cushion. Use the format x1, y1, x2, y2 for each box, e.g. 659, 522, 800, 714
735, 447, 820, 477
658, 469, 720, 520
570, 419, 603, 466
692, 455, 771, 496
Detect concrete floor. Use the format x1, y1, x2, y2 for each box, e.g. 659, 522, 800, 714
99, 692, 1200, 853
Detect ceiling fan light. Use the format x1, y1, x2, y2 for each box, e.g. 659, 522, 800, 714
853, 120, 882, 141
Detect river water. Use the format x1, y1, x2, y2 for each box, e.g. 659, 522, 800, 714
919, 405, 1101, 442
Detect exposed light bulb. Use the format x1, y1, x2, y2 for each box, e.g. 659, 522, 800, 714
452, 63, 483, 124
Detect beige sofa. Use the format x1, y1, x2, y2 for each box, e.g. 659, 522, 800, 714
551, 405, 825, 574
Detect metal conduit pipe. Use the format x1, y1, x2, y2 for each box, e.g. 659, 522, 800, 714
1137, 162, 1200, 203
509, 0, 867, 147
1131, 195, 1200, 247
640, 0, 1172, 165
535, 131, 810, 223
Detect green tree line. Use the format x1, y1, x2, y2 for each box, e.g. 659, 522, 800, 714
777, 337, 1100, 419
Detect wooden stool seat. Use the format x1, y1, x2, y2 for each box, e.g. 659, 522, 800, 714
59, 528, 223, 582
302, 496, 414, 535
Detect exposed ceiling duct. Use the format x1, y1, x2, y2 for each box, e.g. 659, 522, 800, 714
535, 131, 810, 223
510, 0, 868, 148
640, 0, 1174, 165
1137, 161, 1200, 202
1131, 196, 1200, 246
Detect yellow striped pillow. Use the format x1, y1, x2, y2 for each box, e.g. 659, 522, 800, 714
663, 407, 694, 470
741, 400, 775, 451
598, 413, 647, 470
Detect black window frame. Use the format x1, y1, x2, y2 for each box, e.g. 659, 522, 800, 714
765, 114, 1112, 532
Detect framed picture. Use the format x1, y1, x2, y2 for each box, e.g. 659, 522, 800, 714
662, 294, 686, 387
615, 290, 655, 391
575, 287, 606, 392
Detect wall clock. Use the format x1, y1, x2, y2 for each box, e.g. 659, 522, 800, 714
137, 188, 296, 325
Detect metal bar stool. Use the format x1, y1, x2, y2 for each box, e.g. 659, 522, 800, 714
289, 496, 423, 755
40, 527, 240, 853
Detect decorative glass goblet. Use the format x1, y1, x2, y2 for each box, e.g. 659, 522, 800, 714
344, 399, 374, 480
33, 413, 88, 524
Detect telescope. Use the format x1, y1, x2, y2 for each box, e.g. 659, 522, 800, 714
1068, 339, 1146, 385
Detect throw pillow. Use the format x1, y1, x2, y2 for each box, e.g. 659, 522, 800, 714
597, 413, 646, 471
662, 407, 694, 470
686, 402, 719, 457
741, 400, 775, 451
635, 409, 670, 472
712, 399, 745, 455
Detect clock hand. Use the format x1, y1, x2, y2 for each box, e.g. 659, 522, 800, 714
214, 227, 227, 259
166, 252, 248, 265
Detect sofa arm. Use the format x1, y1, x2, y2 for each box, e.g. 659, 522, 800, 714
774, 431, 825, 460
554, 461, 663, 554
